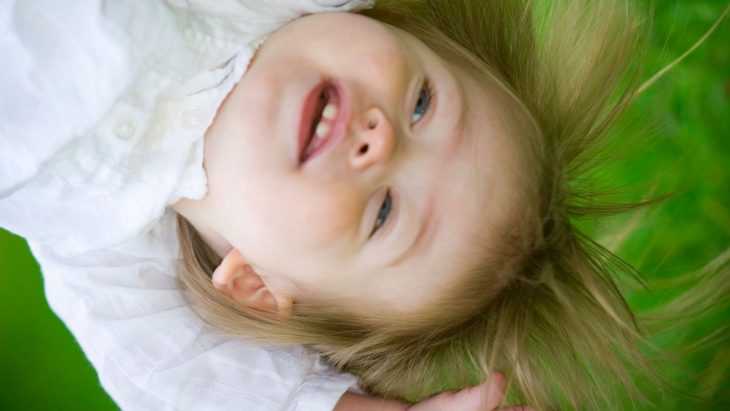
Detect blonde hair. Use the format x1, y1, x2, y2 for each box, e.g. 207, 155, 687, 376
177, 1, 726, 409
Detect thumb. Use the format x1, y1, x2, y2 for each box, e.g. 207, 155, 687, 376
485, 371, 508, 410
453, 371, 508, 410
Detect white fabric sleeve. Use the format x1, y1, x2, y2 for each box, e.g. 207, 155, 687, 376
0, 0, 188, 253
29, 211, 359, 411
166, 0, 375, 20
0, 0, 137, 193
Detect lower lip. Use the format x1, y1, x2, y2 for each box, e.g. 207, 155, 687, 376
297, 79, 349, 164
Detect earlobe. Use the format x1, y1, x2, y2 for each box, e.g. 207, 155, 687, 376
212, 249, 293, 319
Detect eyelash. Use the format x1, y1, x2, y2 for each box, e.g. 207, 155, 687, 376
370, 189, 393, 238
370, 79, 434, 237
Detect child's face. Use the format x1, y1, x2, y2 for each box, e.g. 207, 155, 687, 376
176, 12, 530, 313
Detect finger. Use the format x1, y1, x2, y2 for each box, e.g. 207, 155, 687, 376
448, 380, 489, 410
446, 372, 507, 411
485, 372, 508, 410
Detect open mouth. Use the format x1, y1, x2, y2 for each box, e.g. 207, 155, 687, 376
298, 80, 343, 163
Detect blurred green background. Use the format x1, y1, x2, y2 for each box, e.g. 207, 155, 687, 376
1, 1, 728, 410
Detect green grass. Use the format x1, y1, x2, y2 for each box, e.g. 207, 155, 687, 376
0, 2, 728, 409
572, 1, 730, 408
0, 231, 118, 410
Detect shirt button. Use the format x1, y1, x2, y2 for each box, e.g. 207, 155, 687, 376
114, 122, 135, 140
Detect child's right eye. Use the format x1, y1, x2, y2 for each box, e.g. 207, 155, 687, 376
411, 77, 434, 124
370, 189, 392, 237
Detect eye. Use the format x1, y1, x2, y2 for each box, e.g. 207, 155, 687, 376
411, 77, 433, 124
370, 189, 393, 237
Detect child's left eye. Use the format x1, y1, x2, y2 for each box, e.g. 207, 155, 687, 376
370, 189, 392, 237
411, 78, 433, 124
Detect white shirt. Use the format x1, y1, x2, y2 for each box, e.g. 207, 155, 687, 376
29, 211, 359, 411
0, 0, 373, 409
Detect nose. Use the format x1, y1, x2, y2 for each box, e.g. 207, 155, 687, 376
349, 107, 397, 171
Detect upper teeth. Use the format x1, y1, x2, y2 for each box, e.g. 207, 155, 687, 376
322, 103, 338, 120
314, 102, 338, 140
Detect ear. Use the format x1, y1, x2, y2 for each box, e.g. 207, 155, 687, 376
212, 249, 293, 319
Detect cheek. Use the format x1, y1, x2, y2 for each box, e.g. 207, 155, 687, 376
248, 182, 360, 253
290, 187, 359, 244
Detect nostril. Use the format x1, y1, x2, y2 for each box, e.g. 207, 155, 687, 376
359, 144, 369, 154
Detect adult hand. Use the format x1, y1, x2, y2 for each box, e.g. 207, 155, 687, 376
334, 372, 532, 411
407, 372, 533, 411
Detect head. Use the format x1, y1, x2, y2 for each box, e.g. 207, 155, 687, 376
175, 0, 653, 409
173, 13, 539, 317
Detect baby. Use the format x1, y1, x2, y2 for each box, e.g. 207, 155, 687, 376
3, 0, 726, 409
172, 1, 657, 409
174, 12, 532, 319
173, 0, 730, 409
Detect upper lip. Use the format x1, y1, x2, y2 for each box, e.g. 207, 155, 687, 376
297, 78, 350, 165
